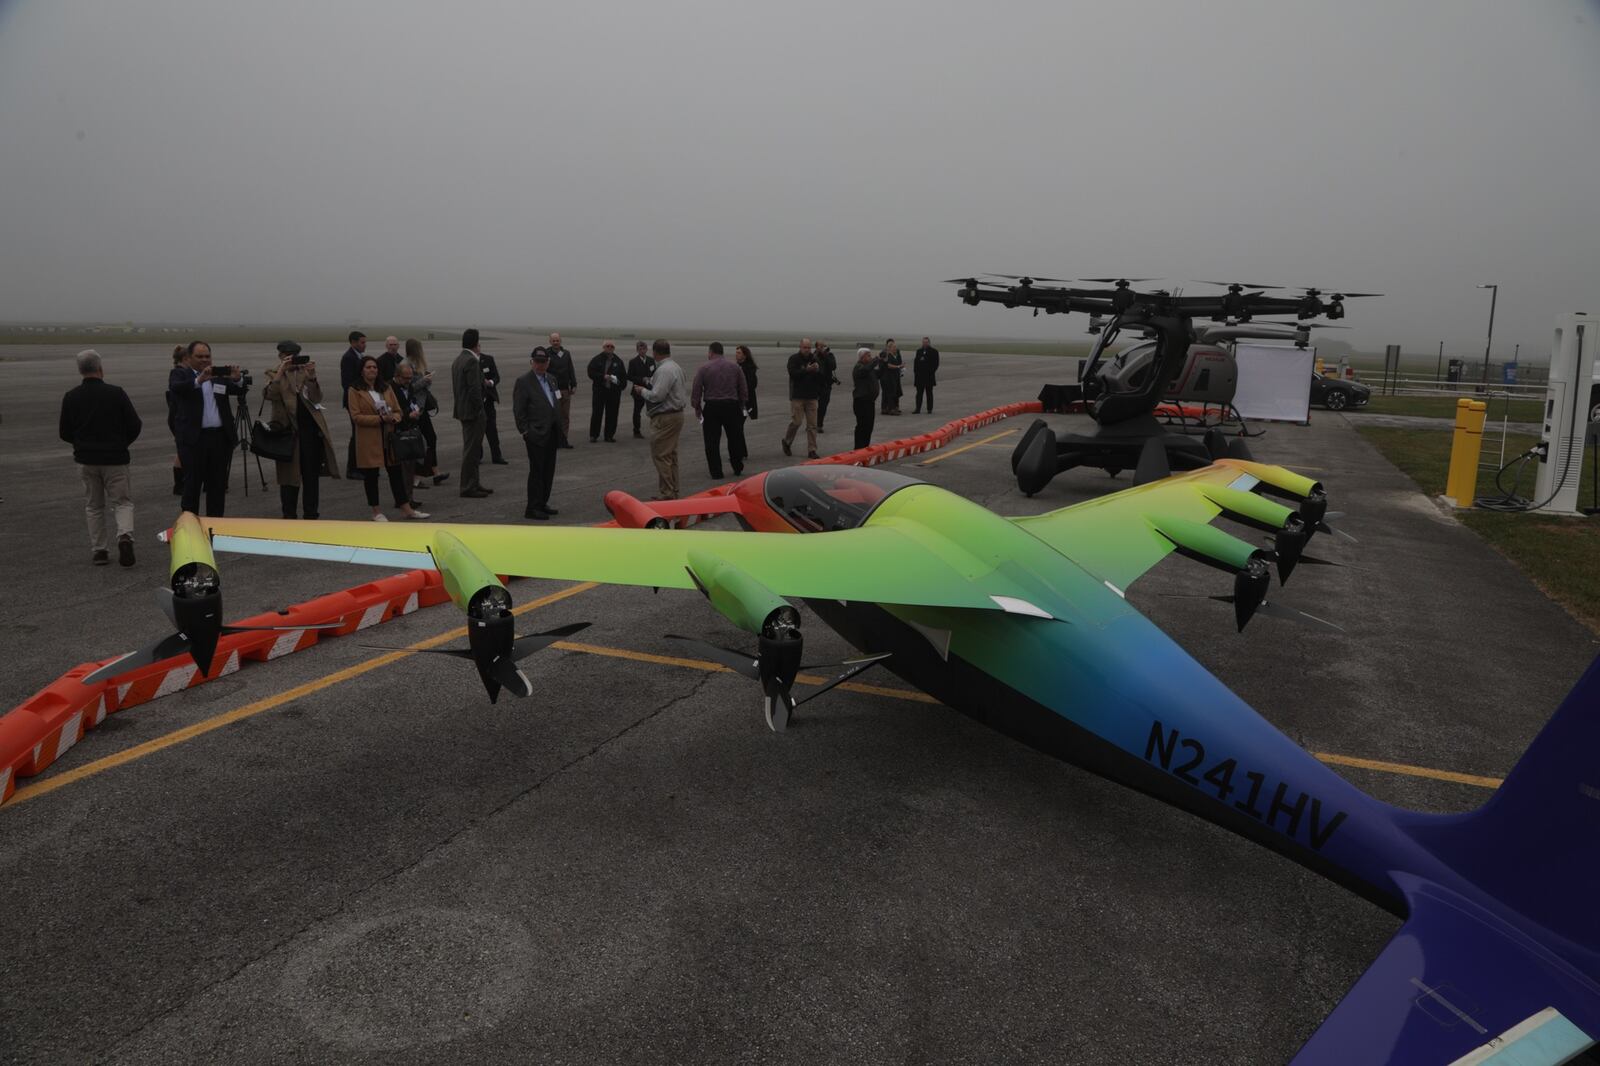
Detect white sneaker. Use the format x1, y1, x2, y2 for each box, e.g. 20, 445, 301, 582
372, 513, 389, 522
405, 510, 430, 520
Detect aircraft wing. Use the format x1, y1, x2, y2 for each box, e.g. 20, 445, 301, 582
192, 516, 1013, 613
1009, 459, 1320, 591
1289, 880, 1599, 1065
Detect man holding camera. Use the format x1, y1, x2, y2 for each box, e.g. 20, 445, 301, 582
781, 337, 823, 459
168, 340, 246, 516
263, 340, 339, 520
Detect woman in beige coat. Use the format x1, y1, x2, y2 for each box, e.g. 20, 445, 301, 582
263, 342, 340, 519
348, 355, 427, 521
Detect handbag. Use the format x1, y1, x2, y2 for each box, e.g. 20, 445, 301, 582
247, 391, 296, 462
391, 425, 427, 462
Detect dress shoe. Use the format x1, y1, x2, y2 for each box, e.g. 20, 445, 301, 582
590, 437, 599, 443
524, 509, 549, 520
633, 430, 644, 438
781, 438, 792, 456
807, 451, 819, 459
118, 534, 136, 567
817, 425, 825, 433
560, 442, 575, 450
482, 487, 495, 494
432, 472, 451, 485
491, 458, 509, 465
461, 488, 491, 498
92, 549, 110, 566
604, 437, 617, 443
732, 466, 743, 477
710, 470, 725, 480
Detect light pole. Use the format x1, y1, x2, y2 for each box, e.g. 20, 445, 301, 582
1478, 283, 1498, 385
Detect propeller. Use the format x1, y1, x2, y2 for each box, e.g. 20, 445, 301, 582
1196, 280, 1281, 291
665, 633, 890, 732
1207, 595, 1346, 633
83, 584, 341, 685
362, 621, 591, 704
1080, 277, 1160, 284
984, 273, 1074, 284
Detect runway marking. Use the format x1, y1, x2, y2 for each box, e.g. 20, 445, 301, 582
917, 428, 1016, 466
6, 579, 1500, 805
3, 582, 600, 808
552, 640, 940, 703
1310, 752, 1503, 790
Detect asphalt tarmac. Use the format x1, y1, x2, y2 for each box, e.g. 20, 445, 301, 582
1, 338, 1595, 1064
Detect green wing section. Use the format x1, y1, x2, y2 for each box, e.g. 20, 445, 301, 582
1009, 459, 1320, 591
194, 515, 1004, 612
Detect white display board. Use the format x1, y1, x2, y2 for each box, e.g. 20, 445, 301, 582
1231, 343, 1315, 423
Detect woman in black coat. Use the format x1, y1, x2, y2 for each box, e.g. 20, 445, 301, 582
735, 345, 759, 420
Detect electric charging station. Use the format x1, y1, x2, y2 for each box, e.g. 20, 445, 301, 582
1534, 311, 1596, 516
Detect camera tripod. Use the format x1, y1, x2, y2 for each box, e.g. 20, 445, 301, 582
230, 387, 267, 496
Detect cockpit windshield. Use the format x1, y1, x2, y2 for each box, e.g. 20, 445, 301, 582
762, 465, 922, 533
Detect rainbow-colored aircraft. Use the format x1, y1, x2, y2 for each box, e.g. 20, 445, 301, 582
102, 460, 1599, 1063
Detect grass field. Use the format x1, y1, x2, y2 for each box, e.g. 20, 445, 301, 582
1357, 425, 1600, 633
1359, 394, 1544, 423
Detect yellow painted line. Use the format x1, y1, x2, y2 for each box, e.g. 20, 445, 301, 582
553, 640, 939, 703
4, 582, 599, 808
917, 427, 1017, 466
1312, 751, 1502, 790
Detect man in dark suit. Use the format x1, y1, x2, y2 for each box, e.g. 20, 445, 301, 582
168, 340, 246, 516
480, 349, 508, 464
340, 330, 367, 476
627, 340, 655, 439
452, 328, 492, 498
545, 331, 577, 448
913, 336, 941, 413
513, 347, 562, 519
586, 340, 628, 443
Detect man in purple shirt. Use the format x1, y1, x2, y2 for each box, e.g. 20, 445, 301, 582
689, 341, 749, 479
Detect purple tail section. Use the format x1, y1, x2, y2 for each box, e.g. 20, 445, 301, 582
1403, 653, 1600, 963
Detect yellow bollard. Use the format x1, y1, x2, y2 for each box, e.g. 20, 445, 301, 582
1443, 399, 1489, 507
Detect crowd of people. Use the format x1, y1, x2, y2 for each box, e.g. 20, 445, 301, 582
54, 331, 945, 562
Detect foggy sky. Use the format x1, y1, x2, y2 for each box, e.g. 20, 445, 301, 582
2, 0, 1597, 359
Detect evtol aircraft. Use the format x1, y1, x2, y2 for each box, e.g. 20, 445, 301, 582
95, 456, 1599, 1064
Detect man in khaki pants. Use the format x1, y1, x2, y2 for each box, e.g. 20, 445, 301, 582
58, 350, 143, 566
633, 339, 688, 499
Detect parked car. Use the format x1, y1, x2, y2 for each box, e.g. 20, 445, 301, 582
1310, 374, 1371, 411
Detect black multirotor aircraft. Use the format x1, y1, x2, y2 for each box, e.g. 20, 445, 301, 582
943, 276, 1378, 494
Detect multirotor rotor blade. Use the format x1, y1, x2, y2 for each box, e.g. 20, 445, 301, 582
1318, 521, 1358, 543
1195, 280, 1282, 290
1080, 277, 1159, 283
1209, 595, 1346, 633
793, 653, 893, 709
665, 635, 761, 681
985, 273, 1074, 283
82, 632, 194, 685
510, 621, 592, 660
489, 657, 534, 699
359, 644, 475, 658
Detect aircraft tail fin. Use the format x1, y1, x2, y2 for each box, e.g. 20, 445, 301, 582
1289, 876, 1600, 1064
1400, 653, 1600, 961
